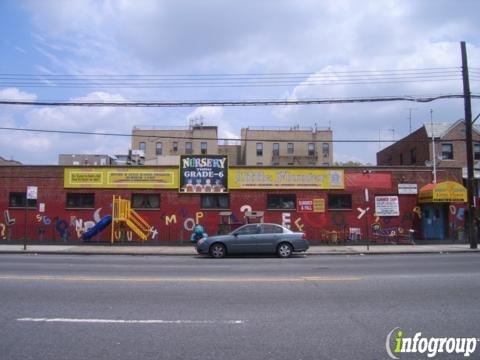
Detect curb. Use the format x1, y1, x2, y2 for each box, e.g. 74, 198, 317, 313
0, 250, 479, 256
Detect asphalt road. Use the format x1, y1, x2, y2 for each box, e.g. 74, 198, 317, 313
0, 253, 479, 360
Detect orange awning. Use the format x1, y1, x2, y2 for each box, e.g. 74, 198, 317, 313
418, 181, 467, 203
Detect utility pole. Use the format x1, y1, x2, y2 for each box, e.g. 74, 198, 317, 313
430, 109, 437, 184
461, 41, 477, 249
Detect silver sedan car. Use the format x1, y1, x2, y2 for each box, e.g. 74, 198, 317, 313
196, 223, 309, 258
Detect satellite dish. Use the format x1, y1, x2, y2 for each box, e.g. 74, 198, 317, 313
437, 154, 444, 160
425, 160, 432, 167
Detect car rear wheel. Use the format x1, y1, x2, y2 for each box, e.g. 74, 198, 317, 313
210, 243, 226, 258
277, 243, 293, 258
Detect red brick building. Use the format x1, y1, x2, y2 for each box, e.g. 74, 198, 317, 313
0, 163, 469, 244
377, 120, 480, 170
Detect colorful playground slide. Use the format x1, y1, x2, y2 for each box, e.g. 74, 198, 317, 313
82, 215, 112, 241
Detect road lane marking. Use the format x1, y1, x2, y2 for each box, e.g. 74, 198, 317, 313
0, 275, 362, 283
17, 318, 245, 324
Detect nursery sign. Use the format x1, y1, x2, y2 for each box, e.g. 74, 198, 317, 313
179, 155, 228, 193
229, 169, 344, 189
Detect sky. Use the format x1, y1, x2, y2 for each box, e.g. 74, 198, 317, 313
0, 0, 479, 165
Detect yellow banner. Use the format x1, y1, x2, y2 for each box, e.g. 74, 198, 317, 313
229, 168, 344, 189
64, 168, 179, 189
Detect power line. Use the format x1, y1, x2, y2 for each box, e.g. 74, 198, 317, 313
0, 68, 462, 89
0, 77, 461, 89
0, 94, 477, 108
0, 126, 475, 144
0, 66, 460, 78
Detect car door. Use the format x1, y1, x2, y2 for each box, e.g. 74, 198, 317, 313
256, 224, 283, 253
228, 224, 261, 253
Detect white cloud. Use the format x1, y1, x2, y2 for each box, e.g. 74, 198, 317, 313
1, 1, 479, 164
0, 88, 37, 102
0, 89, 159, 164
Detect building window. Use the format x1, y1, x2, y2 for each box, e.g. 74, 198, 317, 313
139, 142, 146, 152
272, 143, 279, 156
442, 143, 453, 160
410, 148, 416, 165
9, 192, 37, 208
308, 143, 315, 156
399, 153, 404, 165
328, 194, 352, 210
287, 143, 294, 154
201, 195, 229, 209
66, 193, 94, 208
172, 141, 178, 153
156, 142, 163, 156
185, 142, 193, 154
267, 194, 296, 210
256, 143, 263, 156
475, 143, 480, 160
200, 142, 208, 155
322, 143, 329, 157
256, 162, 263, 166
132, 194, 160, 209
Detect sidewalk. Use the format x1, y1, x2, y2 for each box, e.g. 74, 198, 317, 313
0, 244, 478, 256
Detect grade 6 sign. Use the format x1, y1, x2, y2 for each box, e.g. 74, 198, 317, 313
375, 196, 399, 216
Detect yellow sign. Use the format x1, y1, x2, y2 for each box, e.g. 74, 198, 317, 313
229, 168, 344, 189
418, 181, 467, 203
64, 168, 179, 189
313, 198, 325, 213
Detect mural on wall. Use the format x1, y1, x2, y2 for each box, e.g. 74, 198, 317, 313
31, 208, 107, 241
0, 210, 16, 240
449, 204, 466, 240
0, 186, 432, 244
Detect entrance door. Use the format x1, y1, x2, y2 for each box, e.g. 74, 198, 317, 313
421, 204, 446, 240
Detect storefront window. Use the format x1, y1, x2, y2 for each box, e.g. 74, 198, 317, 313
66, 193, 95, 208
201, 195, 230, 209
328, 194, 352, 210
132, 194, 160, 209
267, 194, 296, 209
9, 192, 36, 208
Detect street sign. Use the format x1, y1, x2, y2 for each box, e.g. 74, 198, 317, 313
398, 183, 418, 194
375, 196, 400, 216
26, 186, 38, 200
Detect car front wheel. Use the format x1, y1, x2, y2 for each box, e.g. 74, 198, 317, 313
210, 243, 226, 258
277, 243, 293, 258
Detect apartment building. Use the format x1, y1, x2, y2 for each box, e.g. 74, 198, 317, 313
132, 125, 218, 165
240, 126, 333, 166
58, 154, 115, 166
376, 120, 480, 167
